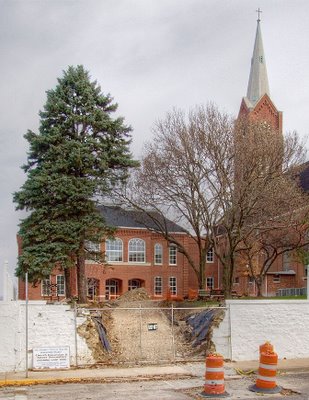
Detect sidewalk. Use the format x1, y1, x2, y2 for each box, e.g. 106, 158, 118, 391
0, 359, 308, 388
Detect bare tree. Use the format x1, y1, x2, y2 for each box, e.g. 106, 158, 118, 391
236, 204, 309, 296
119, 105, 308, 297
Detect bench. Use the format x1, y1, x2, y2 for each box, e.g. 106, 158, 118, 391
210, 289, 224, 301
198, 289, 211, 299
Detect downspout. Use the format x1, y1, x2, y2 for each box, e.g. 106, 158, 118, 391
217, 255, 220, 289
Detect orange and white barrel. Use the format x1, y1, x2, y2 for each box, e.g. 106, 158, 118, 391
250, 350, 281, 394
201, 354, 228, 397
259, 341, 274, 355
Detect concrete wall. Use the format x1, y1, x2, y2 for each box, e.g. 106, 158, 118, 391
213, 300, 309, 361
0, 302, 94, 372
2, 300, 309, 372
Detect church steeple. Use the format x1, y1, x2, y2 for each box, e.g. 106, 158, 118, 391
246, 13, 270, 106
238, 10, 282, 134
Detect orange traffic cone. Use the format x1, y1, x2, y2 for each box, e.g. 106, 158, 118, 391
249, 348, 281, 394
201, 354, 229, 398
259, 341, 274, 354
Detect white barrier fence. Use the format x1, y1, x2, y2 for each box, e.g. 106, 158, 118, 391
216, 300, 309, 361
1, 300, 309, 372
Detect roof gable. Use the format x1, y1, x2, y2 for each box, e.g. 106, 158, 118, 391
98, 205, 186, 233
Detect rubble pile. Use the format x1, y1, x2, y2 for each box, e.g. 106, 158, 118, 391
114, 288, 150, 304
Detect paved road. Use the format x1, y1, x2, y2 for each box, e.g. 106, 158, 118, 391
1, 371, 309, 400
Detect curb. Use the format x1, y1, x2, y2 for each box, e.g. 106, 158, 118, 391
0, 373, 196, 388
0, 378, 83, 387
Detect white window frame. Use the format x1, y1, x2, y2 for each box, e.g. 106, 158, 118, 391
234, 276, 239, 285
169, 276, 177, 295
56, 275, 65, 296
106, 238, 123, 262
41, 276, 51, 296
206, 277, 214, 290
154, 243, 163, 265
128, 279, 142, 290
206, 248, 214, 263
154, 276, 163, 296
273, 275, 280, 283
128, 238, 146, 263
169, 245, 177, 266
85, 240, 101, 253
87, 277, 100, 298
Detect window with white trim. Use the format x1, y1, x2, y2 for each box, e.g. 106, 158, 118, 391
106, 238, 123, 262
273, 275, 280, 283
206, 277, 214, 289
206, 248, 214, 263
41, 276, 51, 296
169, 246, 177, 265
56, 275, 65, 296
169, 277, 177, 295
129, 238, 145, 262
154, 243, 163, 265
154, 276, 163, 295
128, 279, 142, 290
85, 240, 100, 253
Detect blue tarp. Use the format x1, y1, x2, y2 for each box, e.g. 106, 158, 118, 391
186, 309, 218, 347
92, 316, 112, 352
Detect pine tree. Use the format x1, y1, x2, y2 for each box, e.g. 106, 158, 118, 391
14, 65, 138, 302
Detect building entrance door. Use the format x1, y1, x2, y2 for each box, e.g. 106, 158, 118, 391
105, 279, 120, 300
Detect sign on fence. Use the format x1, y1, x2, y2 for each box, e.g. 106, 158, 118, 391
33, 346, 70, 369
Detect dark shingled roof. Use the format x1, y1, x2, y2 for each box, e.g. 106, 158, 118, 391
98, 205, 186, 233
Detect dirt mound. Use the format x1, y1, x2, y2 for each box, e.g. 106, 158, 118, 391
115, 288, 150, 303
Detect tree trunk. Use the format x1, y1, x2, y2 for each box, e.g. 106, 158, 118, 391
199, 260, 206, 289
255, 276, 263, 297
222, 257, 234, 298
76, 243, 87, 303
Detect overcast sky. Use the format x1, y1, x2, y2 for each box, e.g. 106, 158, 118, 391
1, 0, 309, 291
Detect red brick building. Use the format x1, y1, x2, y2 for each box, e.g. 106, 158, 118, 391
18, 206, 220, 301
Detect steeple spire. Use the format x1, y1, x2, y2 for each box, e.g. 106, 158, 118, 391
246, 11, 270, 106
238, 11, 282, 134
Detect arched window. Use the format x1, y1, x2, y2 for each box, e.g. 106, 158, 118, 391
128, 279, 143, 290
105, 238, 123, 262
154, 243, 163, 265
128, 238, 145, 263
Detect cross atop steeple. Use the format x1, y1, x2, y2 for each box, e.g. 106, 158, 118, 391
256, 7, 262, 22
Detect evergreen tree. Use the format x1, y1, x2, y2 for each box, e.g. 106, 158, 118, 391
14, 65, 137, 302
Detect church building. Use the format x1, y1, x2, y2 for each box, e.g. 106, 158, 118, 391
18, 14, 308, 301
